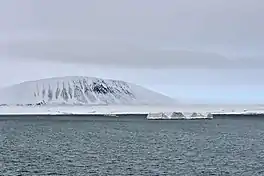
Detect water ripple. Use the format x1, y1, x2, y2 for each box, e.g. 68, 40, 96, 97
1, 118, 264, 175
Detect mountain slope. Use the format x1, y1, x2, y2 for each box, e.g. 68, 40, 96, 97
0, 76, 176, 106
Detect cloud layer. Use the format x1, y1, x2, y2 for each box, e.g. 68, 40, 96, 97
0, 0, 263, 68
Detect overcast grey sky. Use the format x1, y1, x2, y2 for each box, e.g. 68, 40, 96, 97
0, 0, 263, 103
0, 0, 263, 67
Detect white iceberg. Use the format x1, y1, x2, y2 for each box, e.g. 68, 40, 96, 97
169, 111, 185, 119
147, 112, 168, 119
183, 112, 213, 119
190, 112, 205, 117
147, 111, 213, 120
206, 113, 213, 119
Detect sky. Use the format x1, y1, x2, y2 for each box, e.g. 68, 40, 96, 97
0, 0, 263, 103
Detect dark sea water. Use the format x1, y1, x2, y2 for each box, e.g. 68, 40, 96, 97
1, 117, 264, 176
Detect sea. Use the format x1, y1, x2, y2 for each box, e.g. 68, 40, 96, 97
1, 116, 264, 176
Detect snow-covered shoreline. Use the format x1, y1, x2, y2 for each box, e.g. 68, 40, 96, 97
1, 104, 264, 119
1, 76, 264, 120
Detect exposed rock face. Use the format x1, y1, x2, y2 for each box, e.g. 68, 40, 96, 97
0, 76, 176, 106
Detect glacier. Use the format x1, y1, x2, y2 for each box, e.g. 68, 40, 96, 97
0, 76, 176, 106
0, 76, 264, 119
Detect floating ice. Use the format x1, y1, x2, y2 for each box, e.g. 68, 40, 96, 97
147, 111, 213, 120
169, 112, 185, 119
147, 112, 168, 119
190, 112, 204, 117
207, 113, 213, 118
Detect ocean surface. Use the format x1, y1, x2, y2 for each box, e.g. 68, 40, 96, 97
1, 116, 264, 176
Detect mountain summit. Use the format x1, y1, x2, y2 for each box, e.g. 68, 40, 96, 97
0, 76, 175, 106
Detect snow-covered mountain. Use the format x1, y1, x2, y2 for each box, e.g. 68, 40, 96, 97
0, 76, 176, 106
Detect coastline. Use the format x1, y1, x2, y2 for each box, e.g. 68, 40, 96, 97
1, 104, 264, 119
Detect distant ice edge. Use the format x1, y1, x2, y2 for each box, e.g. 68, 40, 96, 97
146, 112, 213, 120
1, 105, 264, 120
